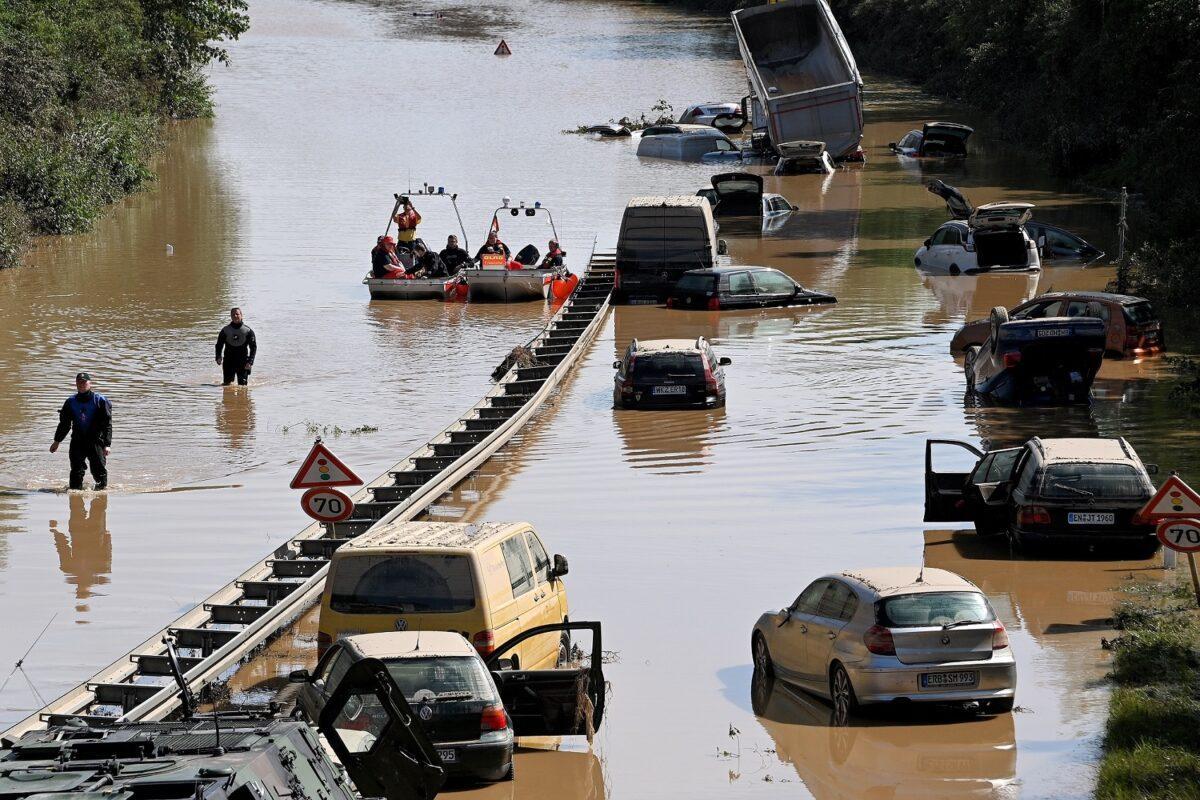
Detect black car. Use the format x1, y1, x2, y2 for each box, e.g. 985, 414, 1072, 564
924, 437, 1158, 553
1023, 221, 1105, 262
613, 337, 730, 408
666, 266, 836, 311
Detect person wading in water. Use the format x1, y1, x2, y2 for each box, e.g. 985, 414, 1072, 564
50, 372, 113, 491
215, 307, 258, 386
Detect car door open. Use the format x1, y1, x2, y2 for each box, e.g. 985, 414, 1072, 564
486, 621, 605, 737
318, 656, 445, 800
924, 439, 985, 522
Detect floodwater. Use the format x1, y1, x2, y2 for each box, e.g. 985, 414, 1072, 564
0, 0, 1196, 797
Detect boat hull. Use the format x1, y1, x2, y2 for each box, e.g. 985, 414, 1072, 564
363, 273, 461, 300
466, 269, 555, 302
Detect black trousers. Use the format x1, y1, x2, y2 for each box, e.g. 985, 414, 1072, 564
222, 360, 250, 385
69, 440, 107, 490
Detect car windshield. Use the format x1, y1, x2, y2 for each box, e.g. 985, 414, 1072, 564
330, 554, 476, 613
878, 592, 994, 628
385, 656, 498, 705
675, 274, 713, 294
1039, 463, 1150, 500
1124, 301, 1156, 325
633, 352, 704, 380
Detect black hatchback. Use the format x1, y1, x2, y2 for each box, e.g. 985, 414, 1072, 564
666, 266, 836, 311
613, 337, 730, 409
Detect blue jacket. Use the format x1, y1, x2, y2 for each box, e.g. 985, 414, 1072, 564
55, 391, 112, 446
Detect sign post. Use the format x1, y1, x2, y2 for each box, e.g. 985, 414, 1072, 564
290, 438, 362, 524
1139, 474, 1200, 608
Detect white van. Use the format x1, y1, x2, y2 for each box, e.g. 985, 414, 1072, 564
615, 196, 726, 303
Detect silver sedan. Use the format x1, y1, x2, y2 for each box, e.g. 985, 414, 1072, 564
751, 567, 1016, 719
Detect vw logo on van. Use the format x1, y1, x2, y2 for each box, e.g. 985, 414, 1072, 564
418, 705, 433, 721
394, 619, 408, 631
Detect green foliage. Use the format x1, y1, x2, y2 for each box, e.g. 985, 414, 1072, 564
1097, 741, 1200, 800
0, 0, 248, 266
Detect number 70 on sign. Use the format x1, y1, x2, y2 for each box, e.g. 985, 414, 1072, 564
1157, 519, 1200, 553
301, 487, 355, 523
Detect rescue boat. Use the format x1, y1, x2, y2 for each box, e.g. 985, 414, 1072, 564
465, 201, 568, 303
364, 186, 472, 302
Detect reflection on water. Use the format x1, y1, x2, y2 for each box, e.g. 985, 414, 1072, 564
216, 387, 256, 449
750, 670, 1017, 798
49, 495, 111, 611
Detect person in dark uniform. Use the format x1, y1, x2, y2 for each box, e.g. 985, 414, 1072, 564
215, 307, 258, 386
50, 372, 112, 491
439, 235, 471, 272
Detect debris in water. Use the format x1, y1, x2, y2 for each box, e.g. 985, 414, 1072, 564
491, 345, 545, 381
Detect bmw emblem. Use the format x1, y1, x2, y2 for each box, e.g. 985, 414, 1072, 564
940, 634, 952, 645
394, 619, 408, 631
419, 705, 433, 721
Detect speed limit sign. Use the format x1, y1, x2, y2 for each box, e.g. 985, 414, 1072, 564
301, 487, 355, 523
1157, 518, 1200, 553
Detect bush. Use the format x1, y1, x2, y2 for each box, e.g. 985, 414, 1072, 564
1097, 742, 1200, 800
0, 200, 30, 268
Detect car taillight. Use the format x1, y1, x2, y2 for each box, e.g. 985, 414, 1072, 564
992, 621, 1010, 650
666, 297, 675, 308
707, 296, 720, 310
863, 624, 896, 656
481, 705, 509, 732
613, 269, 621, 290
1002, 351, 1022, 368
1017, 505, 1051, 526
703, 357, 718, 393
472, 629, 496, 655
317, 631, 332, 658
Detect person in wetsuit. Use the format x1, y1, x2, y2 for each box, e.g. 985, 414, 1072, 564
410, 240, 447, 278
50, 372, 113, 491
439, 235, 471, 272
215, 307, 258, 386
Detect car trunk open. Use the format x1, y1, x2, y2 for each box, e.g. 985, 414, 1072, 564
920, 122, 973, 156
710, 172, 764, 217
973, 229, 1031, 269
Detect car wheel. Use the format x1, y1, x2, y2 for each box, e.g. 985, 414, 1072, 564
557, 631, 571, 667
983, 697, 1015, 715
752, 632, 774, 677
949, 263, 961, 276
964, 349, 977, 392
830, 663, 859, 722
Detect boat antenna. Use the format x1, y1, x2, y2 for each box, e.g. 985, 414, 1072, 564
917, 551, 926, 583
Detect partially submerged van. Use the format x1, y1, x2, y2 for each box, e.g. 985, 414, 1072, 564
615, 196, 726, 303
636, 125, 741, 161
318, 521, 570, 671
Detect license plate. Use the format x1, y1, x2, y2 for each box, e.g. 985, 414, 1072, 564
1068, 512, 1115, 525
652, 385, 687, 395
920, 671, 978, 689
1036, 327, 1070, 337
437, 749, 457, 763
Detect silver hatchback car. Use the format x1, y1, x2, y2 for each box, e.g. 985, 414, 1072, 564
751, 568, 1016, 718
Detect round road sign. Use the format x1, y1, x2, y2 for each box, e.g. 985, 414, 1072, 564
1156, 518, 1200, 553
300, 487, 355, 523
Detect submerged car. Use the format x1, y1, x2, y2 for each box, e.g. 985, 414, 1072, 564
1023, 221, 1104, 262
636, 125, 742, 162
951, 291, 1163, 359
613, 337, 730, 408
292, 622, 604, 784
678, 102, 742, 126
751, 568, 1016, 719
694, 172, 796, 219
773, 140, 835, 175
924, 437, 1158, 552
964, 306, 1105, 405
916, 181, 1041, 274
666, 266, 836, 310
890, 122, 974, 157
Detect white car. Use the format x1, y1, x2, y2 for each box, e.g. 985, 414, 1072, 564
751, 567, 1016, 720
678, 102, 742, 126
915, 181, 1042, 275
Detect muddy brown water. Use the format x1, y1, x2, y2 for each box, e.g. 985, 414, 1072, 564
1, 0, 1197, 797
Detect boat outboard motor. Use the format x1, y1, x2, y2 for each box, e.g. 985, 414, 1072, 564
515, 244, 540, 266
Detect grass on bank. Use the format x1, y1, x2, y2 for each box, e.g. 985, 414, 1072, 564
1098, 576, 1200, 799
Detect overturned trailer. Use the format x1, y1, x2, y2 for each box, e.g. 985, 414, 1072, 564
731, 0, 863, 159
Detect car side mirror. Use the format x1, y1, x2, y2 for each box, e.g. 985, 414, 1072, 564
777, 608, 791, 626
551, 553, 569, 579
1037, 235, 1046, 248
888, 142, 897, 150
289, 669, 312, 683
1146, 464, 1160, 475
613, 360, 622, 370
717, 239, 728, 256
718, 357, 732, 366
923, 238, 932, 248
493, 657, 517, 671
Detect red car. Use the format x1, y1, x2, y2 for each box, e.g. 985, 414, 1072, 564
951, 292, 1162, 359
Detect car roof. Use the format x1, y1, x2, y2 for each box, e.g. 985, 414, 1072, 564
632, 338, 705, 353
342, 520, 526, 552
1032, 437, 1136, 464
627, 195, 709, 208
1028, 290, 1149, 306
342, 631, 476, 660
835, 567, 978, 597
685, 265, 776, 276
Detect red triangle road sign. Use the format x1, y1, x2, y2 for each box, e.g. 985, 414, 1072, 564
1136, 474, 1200, 523
494, 39, 511, 55
290, 440, 362, 489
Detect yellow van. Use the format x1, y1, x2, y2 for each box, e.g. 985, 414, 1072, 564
317, 521, 570, 670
